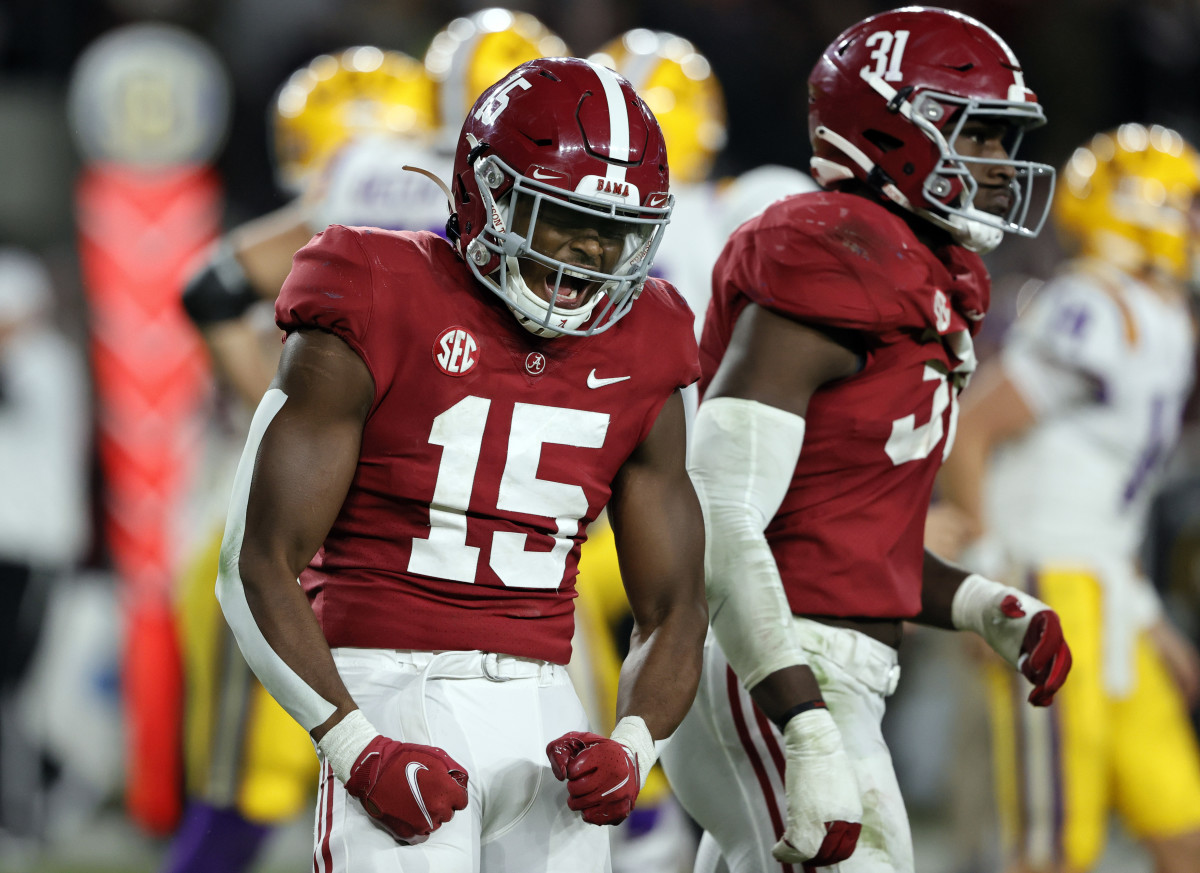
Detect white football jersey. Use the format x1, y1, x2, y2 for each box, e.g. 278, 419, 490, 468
985, 261, 1196, 565
304, 134, 454, 234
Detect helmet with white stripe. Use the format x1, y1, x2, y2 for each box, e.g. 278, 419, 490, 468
589, 29, 726, 185
808, 6, 1054, 253
450, 56, 672, 338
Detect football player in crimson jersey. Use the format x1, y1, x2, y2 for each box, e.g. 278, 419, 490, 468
657, 8, 1071, 873
214, 55, 706, 873
167, 21, 569, 873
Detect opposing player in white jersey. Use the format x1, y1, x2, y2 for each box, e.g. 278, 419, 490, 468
939, 123, 1200, 873
181, 45, 447, 408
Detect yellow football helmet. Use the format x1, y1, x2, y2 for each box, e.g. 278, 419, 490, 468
271, 46, 436, 194
590, 29, 727, 184
424, 8, 567, 138
1055, 123, 1200, 281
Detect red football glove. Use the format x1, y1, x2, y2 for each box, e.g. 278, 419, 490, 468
546, 731, 640, 826
344, 737, 469, 842
1003, 596, 1073, 707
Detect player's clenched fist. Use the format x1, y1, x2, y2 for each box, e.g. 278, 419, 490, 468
546, 716, 657, 826
318, 710, 468, 842
345, 737, 469, 841
772, 706, 862, 866
547, 731, 639, 825
952, 574, 1072, 707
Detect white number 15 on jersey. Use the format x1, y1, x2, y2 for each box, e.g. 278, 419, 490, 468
408, 396, 610, 589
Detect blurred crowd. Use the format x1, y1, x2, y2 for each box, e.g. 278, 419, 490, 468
2, 1, 1200, 872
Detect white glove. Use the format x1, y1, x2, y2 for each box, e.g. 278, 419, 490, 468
773, 707, 863, 866
951, 574, 1072, 706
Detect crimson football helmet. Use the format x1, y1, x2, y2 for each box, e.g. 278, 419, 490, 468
808, 6, 1055, 253
450, 56, 672, 338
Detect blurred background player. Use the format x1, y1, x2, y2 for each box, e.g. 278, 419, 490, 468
167, 13, 570, 873
0, 248, 91, 855
182, 44, 441, 409
937, 123, 1200, 873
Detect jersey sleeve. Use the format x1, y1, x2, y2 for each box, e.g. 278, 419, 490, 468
275, 224, 377, 374
715, 204, 904, 333
1001, 275, 1123, 416
654, 277, 703, 390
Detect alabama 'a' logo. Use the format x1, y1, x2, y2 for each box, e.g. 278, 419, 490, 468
434, 326, 479, 376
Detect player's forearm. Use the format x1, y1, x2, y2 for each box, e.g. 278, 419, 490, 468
233, 549, 358, 738
616, 601, 708, 738
204, 320, 280, 409
214, 385, 362, 737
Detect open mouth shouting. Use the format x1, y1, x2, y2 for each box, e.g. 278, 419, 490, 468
547, 267, 601, 310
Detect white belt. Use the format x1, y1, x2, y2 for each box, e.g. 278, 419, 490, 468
333, 647, 561, 684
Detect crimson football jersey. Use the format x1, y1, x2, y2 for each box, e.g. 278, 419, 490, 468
699, 190, 989, 619
276, 225, 699, 663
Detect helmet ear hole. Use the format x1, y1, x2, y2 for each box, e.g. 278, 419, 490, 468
864, 129, 904, 153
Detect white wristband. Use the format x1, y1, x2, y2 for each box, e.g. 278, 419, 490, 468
611, 716, 656, 790
316, 709, 379, 784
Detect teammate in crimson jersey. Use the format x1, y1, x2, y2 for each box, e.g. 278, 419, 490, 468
214, 56, 707, 873
658, 8, 1072, 872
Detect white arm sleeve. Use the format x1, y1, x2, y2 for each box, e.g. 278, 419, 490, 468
214, 388, 338, 732
688, 397, 808, 690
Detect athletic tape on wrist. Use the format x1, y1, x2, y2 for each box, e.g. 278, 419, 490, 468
951, 573, 1048, 668
316, 709, 379, 784
610, 715, 656, 790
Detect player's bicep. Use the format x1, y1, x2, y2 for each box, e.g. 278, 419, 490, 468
608, 391, 705, 627
243, 328, 374, 575
704, 303, 862, 417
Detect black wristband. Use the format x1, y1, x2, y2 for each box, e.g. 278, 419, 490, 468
774, 699, 827, 730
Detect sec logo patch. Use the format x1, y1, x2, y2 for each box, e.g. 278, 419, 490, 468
433, 326, 479, 376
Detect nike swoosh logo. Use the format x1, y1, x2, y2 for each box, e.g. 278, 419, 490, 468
587, 369, 631, 389
531, 168, 559, 180
406, 761, 434, 829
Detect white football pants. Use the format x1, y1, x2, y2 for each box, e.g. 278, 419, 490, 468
313, 648, 611, 873
662, 622, 912, 873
